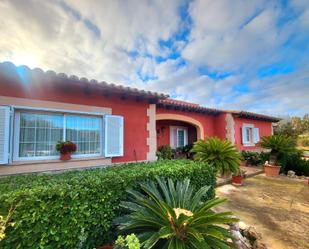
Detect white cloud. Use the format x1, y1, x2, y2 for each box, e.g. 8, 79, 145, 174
0, 0, 308, 116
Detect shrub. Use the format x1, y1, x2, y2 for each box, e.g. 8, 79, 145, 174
115, 234, 140, 249
259, 135, 296, 165
156, 145, 174, 160
241, 151, 262, 166
192, 137, 241, 176
298, 136, 309, 147
0, 160, 215, 249
116, 177, 237, 248
279, 151, 309, 176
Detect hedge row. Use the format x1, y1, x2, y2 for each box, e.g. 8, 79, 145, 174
0, 160, 216, 249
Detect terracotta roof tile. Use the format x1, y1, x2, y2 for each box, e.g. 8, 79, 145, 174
0, 61, 169, 100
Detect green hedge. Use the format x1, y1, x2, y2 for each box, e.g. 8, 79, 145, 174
0, 160, 215, 249
279, 152, 309, 176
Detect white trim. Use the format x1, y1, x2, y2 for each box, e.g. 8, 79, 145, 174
13, 108, 105, 162
170, 126, 188, 149
0, 106, 11, 165
11, 105, 107, 116
104, 115, 124, 157
242, 124, 256, 146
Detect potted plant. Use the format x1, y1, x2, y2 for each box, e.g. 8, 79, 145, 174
56, 141, 77, 160
191, 137, 241, 178
232, 170, 246, 185
115, 177, 238, 248
259, 135, 295, 177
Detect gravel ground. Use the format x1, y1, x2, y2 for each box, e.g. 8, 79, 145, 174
216, 174, 309, 249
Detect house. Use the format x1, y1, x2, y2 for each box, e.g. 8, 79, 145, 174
0, 62, 280, 175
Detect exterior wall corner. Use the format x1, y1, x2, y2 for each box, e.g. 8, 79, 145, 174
225, 113, 235, 144
146, 104, 157, 161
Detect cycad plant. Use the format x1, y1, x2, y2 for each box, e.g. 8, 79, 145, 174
191, 137, 241, 176
259, 135, 295, 165
116, 177, 238, 249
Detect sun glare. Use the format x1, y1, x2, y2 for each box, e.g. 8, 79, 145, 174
11, 54, 39, 69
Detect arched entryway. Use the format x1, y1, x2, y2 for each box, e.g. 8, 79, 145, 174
156, 113, 204, 149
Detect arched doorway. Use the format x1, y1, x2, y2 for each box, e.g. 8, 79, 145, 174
156, 113, 204, 149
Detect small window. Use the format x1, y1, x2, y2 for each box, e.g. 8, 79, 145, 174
242, 125, 259, 145
177, 129, 185, 147
245, 127, 253, 144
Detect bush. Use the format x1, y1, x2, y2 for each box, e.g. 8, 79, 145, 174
279, 151, 309, 176
116, 177, 236, 248
298, 136, 309, 147
192, 137, 241, 176
241, 151, 262, 166
156, 145, 174, 160
0, 160, 215, 249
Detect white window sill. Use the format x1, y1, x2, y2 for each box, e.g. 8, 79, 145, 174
243, 143, 256, 147
11, 156, 107, 166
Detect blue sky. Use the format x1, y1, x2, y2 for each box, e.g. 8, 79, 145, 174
0, 0, 308, 116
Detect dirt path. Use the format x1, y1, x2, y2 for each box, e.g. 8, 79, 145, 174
216, 175, 309, 249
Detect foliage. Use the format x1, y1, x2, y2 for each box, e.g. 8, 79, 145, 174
116, 177, 237, 248
241, 151, 262, 166
0, 160, 215, 249
298, 135, 309, 147
115, 234, 141, 249
192, 137, 241, 175
156, 145, 174, 160
0, 207, 15, 242
279, 151, 309, 176
274, 115, 309, 139
55, 141, 77, 154
259, 135, 296, 165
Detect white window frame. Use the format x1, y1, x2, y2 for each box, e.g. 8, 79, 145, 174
12, 107, 105, 161
242, 124, 254, 146
170, 126, 188, 149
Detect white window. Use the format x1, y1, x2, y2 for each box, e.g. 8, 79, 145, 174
12, 109, 124, 161
242, 125, 260, 145
66, 115, 101, 155
15, 111, 102, 160
170, 126, 188, 149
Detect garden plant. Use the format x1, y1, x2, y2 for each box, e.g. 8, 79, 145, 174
116, 177, 238, 248
192, 137, 241, 177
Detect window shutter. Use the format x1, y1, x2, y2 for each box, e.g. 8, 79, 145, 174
253, 128, 260, 143
104, 115, 124, 157
170, 127, 177, 149
241, 127, 247, 144
0, 106, 10, 165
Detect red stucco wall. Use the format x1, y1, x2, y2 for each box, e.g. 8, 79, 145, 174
234, 116, 272, 151
156, 107, 218, 138
0, 76, 149, 163
214, 113, 227, 140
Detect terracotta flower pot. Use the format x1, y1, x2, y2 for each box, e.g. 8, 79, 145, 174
264, 164, 281, 177
232, 175, 243, 185
60, 153, 71, 161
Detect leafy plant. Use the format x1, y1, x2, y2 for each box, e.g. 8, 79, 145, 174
0, 160, 215, 249
0, 207, 15, 242
156, 145, 174, 160
241, 151, 262, 166
116, 177, 237, 248
259, 135, 296, 165
56, 140, 77, 154
192, 137, 241, 176
115, 234, 141, 249
279, 151, 309, 176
